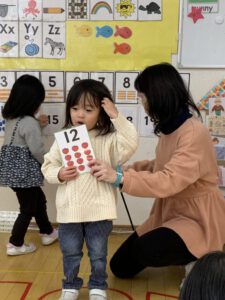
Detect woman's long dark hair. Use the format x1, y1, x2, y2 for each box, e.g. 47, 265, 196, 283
2, 75, 45, 119
135, 63, 201, 135
65, 79, 115, 135
179, 251, 225, 300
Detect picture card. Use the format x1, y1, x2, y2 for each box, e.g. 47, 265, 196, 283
54, 124, 95, 174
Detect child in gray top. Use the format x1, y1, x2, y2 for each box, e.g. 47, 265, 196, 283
0, 75, 58, 256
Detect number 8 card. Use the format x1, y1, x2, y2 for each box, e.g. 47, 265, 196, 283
54, 125, 95, 174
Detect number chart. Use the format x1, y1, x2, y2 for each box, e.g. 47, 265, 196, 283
55, 124, 95, 173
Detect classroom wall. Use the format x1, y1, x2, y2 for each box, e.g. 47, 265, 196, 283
1, 56, 225, 226
1, 54, 225, 225
1, 0, 225, 226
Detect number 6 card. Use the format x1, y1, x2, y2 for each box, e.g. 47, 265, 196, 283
54, 125, 95, 174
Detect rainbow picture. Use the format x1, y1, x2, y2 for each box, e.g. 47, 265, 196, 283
91, 1, 113, 14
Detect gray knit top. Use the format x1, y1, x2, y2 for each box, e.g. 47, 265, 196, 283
3, 116, 45, 164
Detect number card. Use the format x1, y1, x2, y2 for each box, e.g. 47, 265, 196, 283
16, 71, 40, 79
40, 103, 65, 136
116, 104, 138, 128
138, 105, 154, 137
115, 72, 139, 104
0, 71, 15, 102
54, 125, 95, 174
41, 71, 64, 102
90, 72, 114, 98
66, 72, 89, 97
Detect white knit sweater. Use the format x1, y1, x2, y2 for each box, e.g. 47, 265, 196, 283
41, 113, 138, 223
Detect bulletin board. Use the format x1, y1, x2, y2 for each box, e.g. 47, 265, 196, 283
0, 0, 179, 71
178, 0, 225, 68
0, 0, 180, 138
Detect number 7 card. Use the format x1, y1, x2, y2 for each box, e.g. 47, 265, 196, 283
54, 125, 95, 174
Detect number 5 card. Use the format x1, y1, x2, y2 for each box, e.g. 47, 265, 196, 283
54, 125, 95, 174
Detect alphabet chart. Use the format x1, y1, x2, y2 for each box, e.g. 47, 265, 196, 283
0, 0, 66, 58
54, 124, 95, 173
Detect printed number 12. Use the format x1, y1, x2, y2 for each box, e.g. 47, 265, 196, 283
64, 129, 80, 143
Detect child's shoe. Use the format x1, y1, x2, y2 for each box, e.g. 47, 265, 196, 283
89, 289, 107, 300
6, 243, 36, 256
41, 228, 58, 245
59, 289, 79, 300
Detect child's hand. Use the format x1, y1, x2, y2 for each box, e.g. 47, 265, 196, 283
58, 166, 78, 182
101, 98, 118, 119
38, 114, 49, 128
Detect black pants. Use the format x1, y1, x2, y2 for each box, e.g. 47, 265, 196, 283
9, 187, 53, 246
110, 227, 197, 278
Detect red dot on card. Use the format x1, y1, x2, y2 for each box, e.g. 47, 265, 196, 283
65, 155, 72, 161
78, 165, 85, 171
77, 158, 84, 164
84, 149, 91, 155
86, 155, 93, 161
82, 142, 88, 149
62, 148, 69, 154
72, 145, 79, 152
67, 161, 74, 167
75, 152, 81, 158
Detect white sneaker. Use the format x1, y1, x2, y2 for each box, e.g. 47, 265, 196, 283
6, 243, 36, 256
41, 228, 58, 245
89, 289, 107, 300
180, 261, 196, 289
59, 289, 79, 300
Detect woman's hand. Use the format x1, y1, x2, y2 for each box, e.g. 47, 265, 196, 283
58, 166, 78, 182
101, 98, 118, 119
89, 159, 117, 183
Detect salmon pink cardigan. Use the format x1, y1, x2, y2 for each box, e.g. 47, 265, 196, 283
122, 117, 225, 258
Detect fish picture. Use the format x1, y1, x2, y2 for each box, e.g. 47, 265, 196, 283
114, 25, 132, 39
75, 24, 93, 37
114, 42, 131, 54
96, 25, 113, 38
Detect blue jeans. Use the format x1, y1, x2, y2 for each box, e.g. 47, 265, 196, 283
59, 220, 113, 290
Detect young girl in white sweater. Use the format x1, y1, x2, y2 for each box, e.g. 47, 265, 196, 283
41, 79, 138, 300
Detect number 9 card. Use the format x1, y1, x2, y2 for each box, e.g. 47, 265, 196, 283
54, 125, 95, 174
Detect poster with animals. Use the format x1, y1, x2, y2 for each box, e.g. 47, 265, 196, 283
0, 0, 175, 71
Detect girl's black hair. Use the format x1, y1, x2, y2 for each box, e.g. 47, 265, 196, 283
64, 79, 115, 135
134, 63, 201, 135
2, 75, 45, 119
179, 251, 225, 300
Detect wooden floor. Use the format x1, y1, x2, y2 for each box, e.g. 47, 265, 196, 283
0, 231, 183, 300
